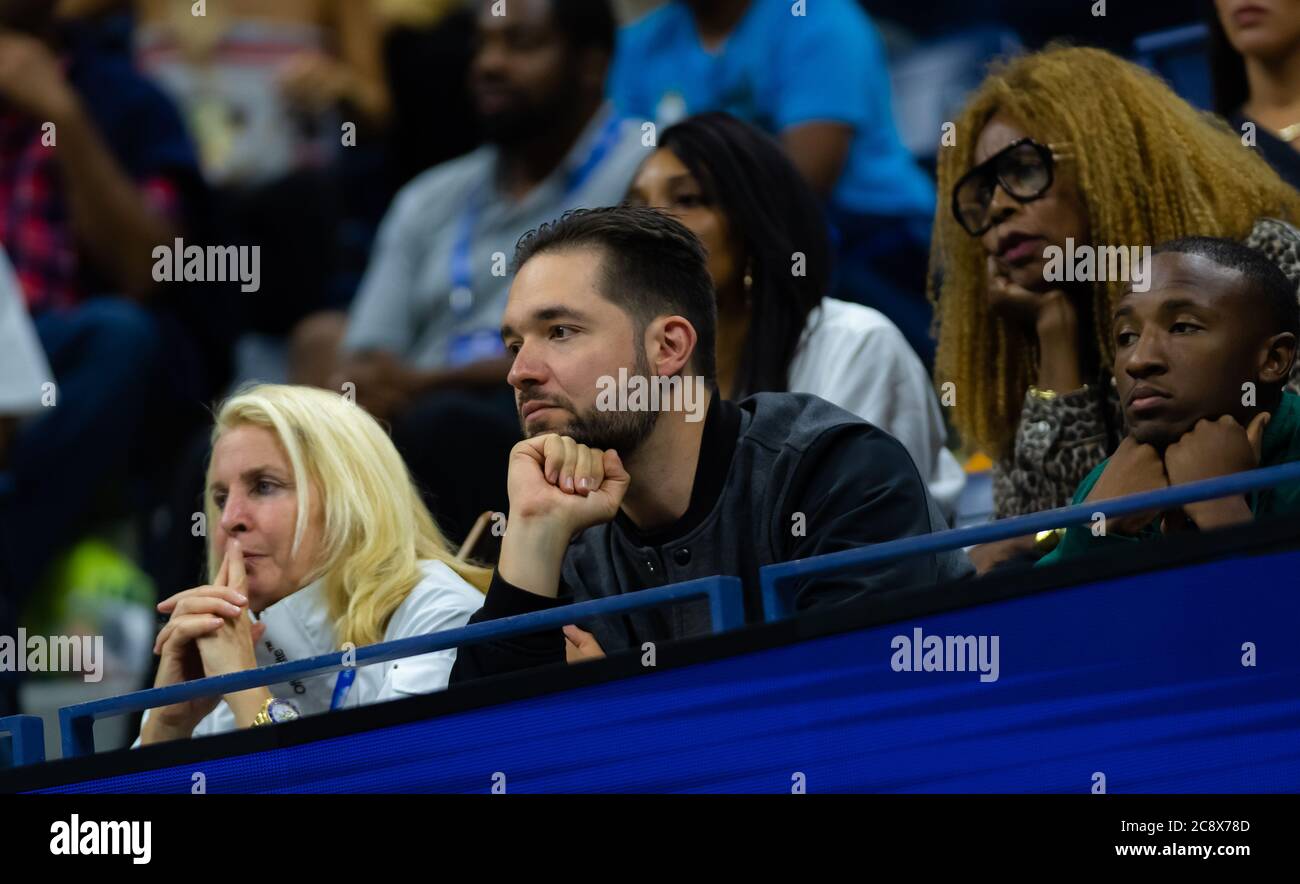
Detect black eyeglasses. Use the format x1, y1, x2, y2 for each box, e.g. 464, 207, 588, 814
950, 138, 1069, 237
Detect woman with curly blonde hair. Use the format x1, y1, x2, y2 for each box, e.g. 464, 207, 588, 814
139, 384, 489, 744
930, 45, 1300, 572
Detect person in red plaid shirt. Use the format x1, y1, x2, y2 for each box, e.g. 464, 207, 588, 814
0, 0, 205, 619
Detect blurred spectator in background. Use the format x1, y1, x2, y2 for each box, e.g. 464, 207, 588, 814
0, 0, 205, 614
131, 0, 389, 181
378, 0, 481, 191
0, 244, 53, 717
1209, 0, 1300, 191
290, 0, 648, 545
929, 46, 1300, 573
0, 246, 51, 473
127, 0, 391, 381
608, 0, 938, 364
626, 112, 964, 514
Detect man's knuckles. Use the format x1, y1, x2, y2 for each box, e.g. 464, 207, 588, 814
1133, 443, 1161, 462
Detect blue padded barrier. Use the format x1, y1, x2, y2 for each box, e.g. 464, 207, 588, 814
761, 461, 1300, 622
53, 462, 1300, 762
0, 715, 45, 768
58, 575, 743, 759
27, 545, 1300, 793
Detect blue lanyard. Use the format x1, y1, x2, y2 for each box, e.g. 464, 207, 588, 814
561, 111, 626, 195
448, 112, 626, 312
448, 184, 487, 314
331, 667, 356, 711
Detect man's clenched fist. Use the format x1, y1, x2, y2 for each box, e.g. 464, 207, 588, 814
508, 433, 630, 537
1164, 413, 1268, 531
497, 434, 631, 600
1083, 435, 1169, 535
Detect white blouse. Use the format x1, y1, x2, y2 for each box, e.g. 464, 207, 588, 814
136, 559, 484, 742
787, 298, 966, 515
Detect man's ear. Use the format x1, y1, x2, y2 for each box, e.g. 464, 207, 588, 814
647, 315, 698, 377
1259, 331, 1297, 385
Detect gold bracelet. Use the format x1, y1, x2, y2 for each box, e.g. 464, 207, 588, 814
252, 697, 275, 727
1034, 528, 1064, 553
1028, 383, 1089, 401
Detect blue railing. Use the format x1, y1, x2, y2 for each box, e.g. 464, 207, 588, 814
57, 575, 744, 759
1133, 22, 1209, 57
0, 714, 45, 768
760, 461, 1300, 622
42, 460, 1300, 764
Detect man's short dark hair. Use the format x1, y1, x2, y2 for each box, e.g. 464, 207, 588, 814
1153, 236, 1300, 340
550, 0, 616, 55
513, 205, 718, 385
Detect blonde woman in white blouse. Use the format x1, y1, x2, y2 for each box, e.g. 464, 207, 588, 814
139, 384, 487, 744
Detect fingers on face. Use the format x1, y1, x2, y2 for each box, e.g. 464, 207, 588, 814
1248, 412, 1271, 460
542, 434, 565, 484
157, 584, 248, 613
542, 435, 609, 495
1198, 415, 1251, 441
603, 448, 626, 479
227, 539, 247, 590
216, 544, 231, 587
572, 444, 590, 494
559, 436, 578, 492
583, 447, 606, 493
571, 441, 608, 495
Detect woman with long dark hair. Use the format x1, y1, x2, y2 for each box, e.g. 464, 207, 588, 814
1207, 0, 1300, 190
625, 112, 964, 513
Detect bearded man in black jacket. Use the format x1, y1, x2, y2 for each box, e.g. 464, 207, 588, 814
451, 205, 970, 680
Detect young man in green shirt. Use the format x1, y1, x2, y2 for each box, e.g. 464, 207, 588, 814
1040, 236, 1300, 565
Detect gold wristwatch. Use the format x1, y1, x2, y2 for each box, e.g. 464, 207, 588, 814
252, 697, 301, 726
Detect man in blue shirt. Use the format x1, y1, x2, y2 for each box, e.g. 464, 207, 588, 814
608, 0, 937, 360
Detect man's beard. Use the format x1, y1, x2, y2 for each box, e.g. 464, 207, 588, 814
478, 107, 540, 146
475, 70, 577, 145
520, 395, 659, 455
518, 355, 660, 456
557, 403, 659, 455
477, 90, 570, 147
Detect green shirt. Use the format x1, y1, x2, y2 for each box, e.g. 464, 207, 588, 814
1038, 390, 1300, 566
